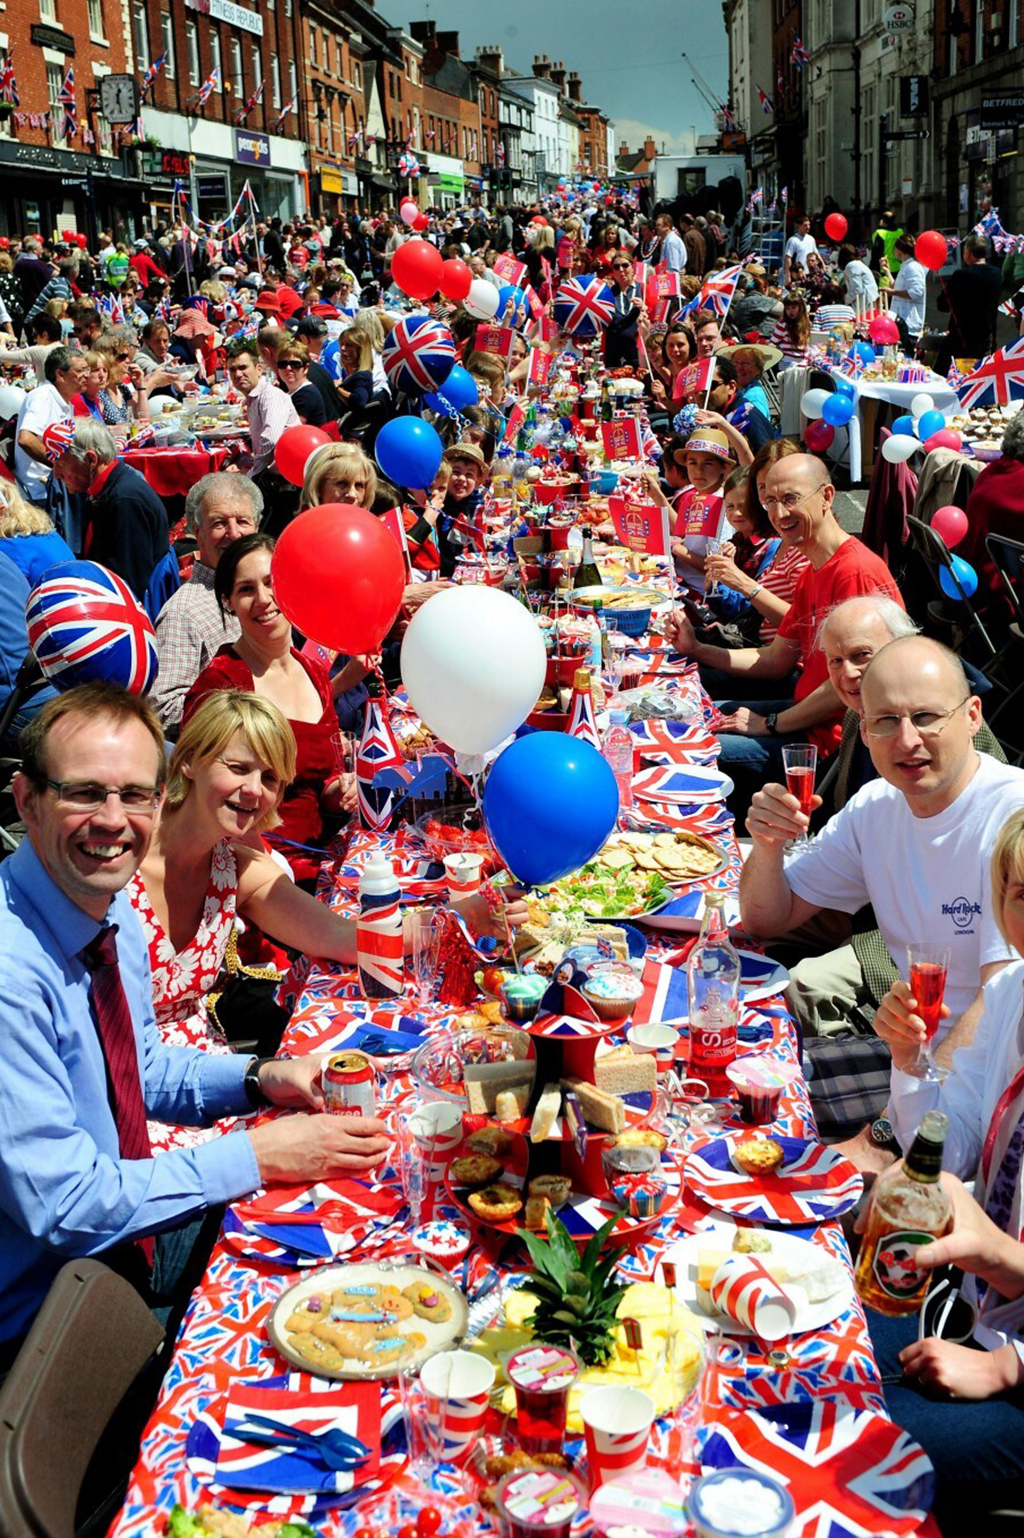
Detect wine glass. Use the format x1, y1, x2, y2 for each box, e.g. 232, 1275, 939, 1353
906, 941, 950, 1081
781, 743, 818, 849
409, 908, 441, 1008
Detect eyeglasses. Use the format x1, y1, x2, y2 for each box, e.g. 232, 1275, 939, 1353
44, 779, 161, 813
611, 262, 632, 270
278, 359, 304, 369
762, 487, 822, 514
863, 699, 970, 739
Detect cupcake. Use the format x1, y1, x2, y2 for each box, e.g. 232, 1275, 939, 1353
501, 973, 548, 1023
581, 968, 645, 1023
409, 1207, 471, 1264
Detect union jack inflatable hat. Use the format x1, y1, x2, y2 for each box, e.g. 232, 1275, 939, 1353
26, 562, 159, 695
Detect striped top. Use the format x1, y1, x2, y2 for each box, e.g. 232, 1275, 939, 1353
758, 543, 811, 641
770, 319, 812, 366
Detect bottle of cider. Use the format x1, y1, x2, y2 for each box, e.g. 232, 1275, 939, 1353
855, 1110, 951, 1316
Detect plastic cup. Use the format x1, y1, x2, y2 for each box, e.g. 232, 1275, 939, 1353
627, 1021, 680, 1067
495, 1467, 586, 1538
725, 1058, 792, 1125
507, 1344, 579, 1455
407, 1101, 463, 1180
444, 850, 485, 900
419, 1348, 496, 1463
580, 1385, 655, 1488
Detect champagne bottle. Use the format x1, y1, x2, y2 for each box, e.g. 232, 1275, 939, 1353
854, 1110, 951, 1316
572, 526, 602, 590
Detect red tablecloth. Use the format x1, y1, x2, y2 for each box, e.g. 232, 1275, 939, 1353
122, 445, 231, 498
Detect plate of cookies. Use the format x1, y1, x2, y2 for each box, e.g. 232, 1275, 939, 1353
267, 1260, 469, 1381
684, 1134, 864, 1226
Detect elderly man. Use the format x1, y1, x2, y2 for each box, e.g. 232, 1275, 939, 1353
152, 473, 260, 735
14, 346, 89, 507
742, 635, 1024, 1167
665, 454, 901, 798
53, 420, 174, 613
0, 682, 390, 1359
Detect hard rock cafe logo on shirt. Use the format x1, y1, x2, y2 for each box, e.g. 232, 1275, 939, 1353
942, 896, 982, 930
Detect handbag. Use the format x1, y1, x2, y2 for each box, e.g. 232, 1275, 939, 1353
206, 924, 291, 1058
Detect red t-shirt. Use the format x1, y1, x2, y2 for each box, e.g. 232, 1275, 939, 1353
776, 535, 903, 753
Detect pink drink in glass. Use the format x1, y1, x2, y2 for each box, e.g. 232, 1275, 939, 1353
910, 960, 947, 1043
784, 764, 816, 819
507, 1345, 579, 1455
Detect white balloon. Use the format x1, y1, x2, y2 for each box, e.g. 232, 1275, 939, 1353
881, 433, 920, 463
910, 393, 934, 418
0, 383, 27, 420
800, 388, 829, 420
400, 587, 546, 755
463, 279, 500, 321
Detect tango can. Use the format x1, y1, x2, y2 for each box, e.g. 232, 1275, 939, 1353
323, 1049, 377, 1117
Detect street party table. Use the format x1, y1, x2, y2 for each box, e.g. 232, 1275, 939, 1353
122, 444, 233, 499
838, 372, 958, 485
109, 648, 941, 1538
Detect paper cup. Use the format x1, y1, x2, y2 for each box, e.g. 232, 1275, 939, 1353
709, 1255, 799, 1342
580, 1385, 655, 1488
407, 1101, 463, 1181
444, 851, 485, 900
420, 1348, 496, 1462
626, 1021, 680, 1067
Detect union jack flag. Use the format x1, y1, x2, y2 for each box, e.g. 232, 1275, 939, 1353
685, 262, 743, 320
700, 1399, 934, 1537
0, 49, 19, 109
496, 139, 506, 166
946, 358, 968, 388
192, 66, 220, 108
685, 1134, 863, 1224
57, 65, 76, 141
381, 315, 456, 394
781, 184, 788, 204
234, 80, 263, 125
271, 93, 296, 133
756, 83, 773, 115
836, 350, 866, 380
26, 562, 159, 696
553, 274, 615, 336
955, 335, 1024, 407
718, 102, 737, 131
139, 52, 165, 102
355, 689, 406, 832
791, 35, 810, 69
747, 187, 763, 212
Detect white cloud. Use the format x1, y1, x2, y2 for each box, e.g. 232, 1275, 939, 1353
612, 118, 699, 157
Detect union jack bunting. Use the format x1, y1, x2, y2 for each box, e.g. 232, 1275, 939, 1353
791, 35, 810, 68
57, 65, 76, 140
192, 67, 220, 108
955, 335, 1024, 407
234, 80, 263, 125
271, 94, 297, 133
0, 49, 19, 108
756, 83, 773, 114
139, 52, 165, 102
553, 274, 615, 336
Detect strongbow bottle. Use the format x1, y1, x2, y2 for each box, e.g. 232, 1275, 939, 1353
686, 893, 740, 1097
855, 1110, 951, 1316
357, 853, 404, 1000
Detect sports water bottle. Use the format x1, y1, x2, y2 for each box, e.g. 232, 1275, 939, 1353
357, 854, 403, 1000
602, 709, 634, 810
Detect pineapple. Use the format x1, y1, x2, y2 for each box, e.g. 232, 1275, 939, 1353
515, 1208, 628, 1367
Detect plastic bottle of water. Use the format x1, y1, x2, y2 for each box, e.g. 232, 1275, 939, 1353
602, 708, 634, 810
491, 445, 514, 500
686, 892, 741, 1097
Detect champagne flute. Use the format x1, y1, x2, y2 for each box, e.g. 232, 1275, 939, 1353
907, 941, 951, 1081
781, 742, 818, 848
409, 908, 441, 1008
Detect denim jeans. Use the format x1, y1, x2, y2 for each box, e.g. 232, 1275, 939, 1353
713, 698, 807, 781
868, 1309, 1024, 1534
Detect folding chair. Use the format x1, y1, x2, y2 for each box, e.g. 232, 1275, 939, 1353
905, 514, 1000, 661
0, 1259, 164, 1538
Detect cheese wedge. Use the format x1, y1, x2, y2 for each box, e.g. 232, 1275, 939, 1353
696, 1249, 730, 1292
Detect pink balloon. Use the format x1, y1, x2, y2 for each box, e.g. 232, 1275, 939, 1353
931, 504, 969, 549
924, 429, 963, 454
400, 203, 420, 227
868, 315, 900, 344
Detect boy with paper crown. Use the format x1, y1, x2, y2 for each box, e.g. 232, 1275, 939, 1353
644, 427, 733, 592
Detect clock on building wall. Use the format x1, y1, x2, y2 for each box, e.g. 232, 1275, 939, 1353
99, 74, 140, 125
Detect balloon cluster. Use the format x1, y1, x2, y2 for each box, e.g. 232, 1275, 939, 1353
882, 393, 962, 463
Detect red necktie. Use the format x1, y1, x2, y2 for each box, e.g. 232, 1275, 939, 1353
81, 925, 154, 1266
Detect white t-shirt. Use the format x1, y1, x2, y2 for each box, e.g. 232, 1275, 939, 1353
890, 257, 927, 337
842, 260, 878, 302
14, 382, 67, 503
784, 232, 818, 279
784, 753, 1024, 1024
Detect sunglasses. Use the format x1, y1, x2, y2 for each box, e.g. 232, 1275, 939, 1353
917, 1270, 977, 1344
278, 359, 305, 369
115, 352, 129, 361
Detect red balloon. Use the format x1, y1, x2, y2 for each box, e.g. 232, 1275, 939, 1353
400, 195, 417, 208
439, 258, 472, 302
412, 211, 430, 232
271, 504, 407, 653
931, 504, 969, 549
824, 212, 848, 241
275, 425, 331, 486
391, 237, 443, 301
916, 229, 948, 271
805, 418, 835, 452
868, 315, 900, 344
924, 429, 963, 454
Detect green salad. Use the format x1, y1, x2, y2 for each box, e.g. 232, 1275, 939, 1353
538, 861, 673, 918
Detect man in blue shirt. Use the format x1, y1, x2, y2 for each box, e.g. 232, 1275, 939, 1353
0, 681, 390, 1350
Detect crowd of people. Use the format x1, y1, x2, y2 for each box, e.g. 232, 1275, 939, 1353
0, 193, 1023, 1532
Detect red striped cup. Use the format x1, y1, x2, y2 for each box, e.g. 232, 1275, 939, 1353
444, 851, 485, 900
709, 1254, 799, 1342
580, 1385, 654, 1489
420, 1349, 495, 1463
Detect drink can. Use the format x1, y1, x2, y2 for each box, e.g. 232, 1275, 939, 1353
322, 1049, 377, 1116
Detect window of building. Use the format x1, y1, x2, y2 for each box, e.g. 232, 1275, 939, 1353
251, 41, 261, 91
309, 24, 317, 66
352, 63, 361, 92
210, 30, 221, 83
47, 62, 66, 143
288, 58, 297, 101
133, 3, 149, 69
270, 53, 281, 107
87, 0, 105, 39
1011, 0, 1020, 47
162, 12, 175, 77
975, 0, 986, 61
284, 0, 291, 17
40, 0, 57, 21
186, 20, 200, 86
231, 36, 243, 97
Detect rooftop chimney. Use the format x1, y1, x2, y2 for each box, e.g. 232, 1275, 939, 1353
475, 45, 503, 78
567, 70, 582, 102
532, 54, 551, 78
643, 136, 656, 161
550, 60, 567, 91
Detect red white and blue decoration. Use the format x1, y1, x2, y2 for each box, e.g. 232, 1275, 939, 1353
381, 315, 456, 395
26, 562, 158, 695
355, 687, 407, 833
554, 274, 616, 336
699, 1399, 935, 1538
632, 764, 733, 805
685, 1134, 863, 1226
955, 335, 1024, 408
567, 675, 602, 749
628, 716, 721, 765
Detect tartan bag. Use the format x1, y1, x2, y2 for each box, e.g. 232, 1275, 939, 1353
803, 928, 899, 1143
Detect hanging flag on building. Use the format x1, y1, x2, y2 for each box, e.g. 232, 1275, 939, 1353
192, 67, 220, 109
496, 139, 506, 166
791, 36, 809, 69
234, 80, 263, 125
271, 94, 296, 134
0, 49, 20, 109
57, 65, 77, 141
756, 84, 773, 115
140, 52, 165, 102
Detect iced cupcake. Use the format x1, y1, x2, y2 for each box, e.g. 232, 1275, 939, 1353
501, 973, 549, 1023
582, 968, 645, 1023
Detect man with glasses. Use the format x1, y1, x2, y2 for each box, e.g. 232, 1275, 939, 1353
604, 253, 647, 369
67, 306, 105, 350
741, 635, 1024, 1168
0, 682, 391, 1363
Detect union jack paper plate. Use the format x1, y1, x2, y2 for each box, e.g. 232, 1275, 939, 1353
627, 716, 721, 765
737, 949, 791, 1006
632, 765, 734, 805
185, 1374, 407, 1516
685, 1134, 863, 1226
699, 1399, 935, 1537
639, 886, 743, 934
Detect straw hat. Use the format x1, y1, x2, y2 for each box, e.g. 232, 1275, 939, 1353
682, 427, 733, 462
717, 340, 782, 371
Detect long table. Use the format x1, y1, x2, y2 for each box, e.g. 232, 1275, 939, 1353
110, 650, 937, 1538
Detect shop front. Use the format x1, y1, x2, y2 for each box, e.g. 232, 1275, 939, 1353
0, 137, 143, 244
140, 108, 308, 227
313, 164, 360, 218
425, 154, 464, 210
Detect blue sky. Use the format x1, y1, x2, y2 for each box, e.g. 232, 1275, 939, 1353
400, 0, 730, 155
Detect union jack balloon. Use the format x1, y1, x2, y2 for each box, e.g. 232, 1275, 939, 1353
26, 562, 159, 695
381, 315, 456, 395
554, 274, 615, 336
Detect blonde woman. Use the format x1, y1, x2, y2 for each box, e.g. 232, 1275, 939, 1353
0, 480, 73, 586
300, 442, 376, 510
92, 332, 173, 425
341, 308, 391, 397
337, 328, 376, 414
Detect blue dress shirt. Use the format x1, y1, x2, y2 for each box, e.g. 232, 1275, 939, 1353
0, 838, 261, 1341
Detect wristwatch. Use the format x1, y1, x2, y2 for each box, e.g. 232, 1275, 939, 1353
764, 712, 780, 735
869, 1115, 900, 1153
243, 1055, 274, 1111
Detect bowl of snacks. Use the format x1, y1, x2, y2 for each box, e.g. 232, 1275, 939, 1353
411, 1024, 536, 1115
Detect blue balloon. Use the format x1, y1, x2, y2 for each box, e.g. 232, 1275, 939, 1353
833, 377, 855, 399
424, 363, 479, 416
917, 409, 946, 441
852, 342, 876, 365
482, 733, 620, 887
374, 416, 444, 491
821, 392, 855, 427
939, 555, 979, 601
892, 413, 915, 437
